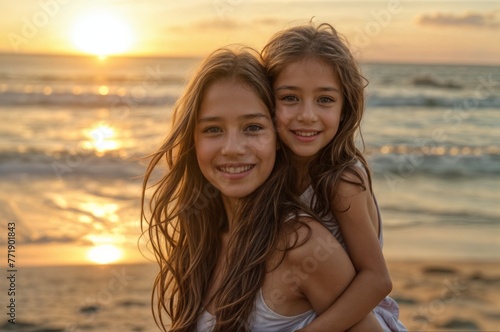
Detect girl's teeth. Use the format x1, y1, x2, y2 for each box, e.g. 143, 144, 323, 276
220, 165, 253, 174
294, 131, 318, 137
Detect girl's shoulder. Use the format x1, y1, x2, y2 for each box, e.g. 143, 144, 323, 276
338, 159, 369, 188
282, 216, 342, 265
353, 158, 368, 172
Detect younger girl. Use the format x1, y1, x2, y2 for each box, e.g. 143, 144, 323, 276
262, 23, 407, 331
141, 47, 382, 331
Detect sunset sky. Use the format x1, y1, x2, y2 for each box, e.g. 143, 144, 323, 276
1, 0, 499, 64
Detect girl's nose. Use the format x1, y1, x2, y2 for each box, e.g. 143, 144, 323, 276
221, 131, 245, 156
297, 101, 317, 123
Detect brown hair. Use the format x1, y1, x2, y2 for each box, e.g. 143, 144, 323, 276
262, 22, 371, 216
141, 47, 306, 331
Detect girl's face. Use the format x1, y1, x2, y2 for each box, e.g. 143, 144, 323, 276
194, 79, 276, 207
274, 57, 343, 162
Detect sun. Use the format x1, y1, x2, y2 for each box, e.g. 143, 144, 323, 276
72, 10, 133, 58
87, 244, 123, 265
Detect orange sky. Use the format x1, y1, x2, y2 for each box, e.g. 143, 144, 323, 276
1, 0, 499, 64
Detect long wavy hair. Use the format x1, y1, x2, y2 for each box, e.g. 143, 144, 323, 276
262, 22, 371, 216
141, 47, 307, 331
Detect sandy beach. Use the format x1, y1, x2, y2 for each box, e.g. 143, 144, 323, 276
1, 261, 499, 331
387, 260, 500, 331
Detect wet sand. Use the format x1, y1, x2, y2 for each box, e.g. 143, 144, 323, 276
387, 260, 500, 331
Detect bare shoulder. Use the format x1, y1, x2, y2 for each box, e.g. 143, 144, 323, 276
335, 163, 373, 210
341, 162, 369, 182
339, 162, 370, 191
277, 217, 355, 315
284, 217, 343, 265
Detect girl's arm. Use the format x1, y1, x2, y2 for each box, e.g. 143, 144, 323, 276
299, 170, 392, 331
286, 218, 354, 312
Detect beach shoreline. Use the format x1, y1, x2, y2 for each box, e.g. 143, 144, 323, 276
382, 224, 500, 261
1, 260, 498, 331
387, 259, 500, 331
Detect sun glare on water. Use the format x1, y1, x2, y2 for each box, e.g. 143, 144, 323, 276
83, 123, 120, 155
87, 244, 123, 265
72, 10, 133, 58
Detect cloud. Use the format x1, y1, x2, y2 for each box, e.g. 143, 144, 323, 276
194, 18, 244, 30
253, 17, 283, 26
417, 11, 500, 29
0, 233, 79, 245
169, 18, 243, 32
24, 235, 78, 245
169, 17, 288, 33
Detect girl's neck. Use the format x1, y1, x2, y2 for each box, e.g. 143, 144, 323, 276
296, 170, 311, 194
221, 196, 237, 232
291, 154, 313, 193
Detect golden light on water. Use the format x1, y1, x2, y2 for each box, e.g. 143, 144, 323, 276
71, 10, 134, 58
98, 85, 109, 95
83, 123, 120, 155
72, 86, 82, 95
43, 86, 53, 95
87, 244, 123, 264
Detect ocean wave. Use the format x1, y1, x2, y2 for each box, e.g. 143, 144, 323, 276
0, 150, 145, 179
381, 206, 500, 228
0, 90, 177, 107
411, 75, 463, 89
1, 147, 498, 179
1, 71, 186, 84
369, 151, 500, 178
366, 93, 500, 108
2, 85, 499, 108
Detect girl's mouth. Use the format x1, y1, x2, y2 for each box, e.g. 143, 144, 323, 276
292, 130, 319, 137
217, 165, 255, 174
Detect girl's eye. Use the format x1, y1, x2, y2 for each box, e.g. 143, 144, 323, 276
203, 127, 222, 134
280, 95, 299, 102
318, 96, 334, 103
246, 124, 263, 132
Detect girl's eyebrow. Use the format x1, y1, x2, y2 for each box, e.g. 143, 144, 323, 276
198, 113, 271, 123
275, 85, 341, 94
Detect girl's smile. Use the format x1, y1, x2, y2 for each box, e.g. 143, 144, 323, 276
274, 57, 343, 161
217, 163, 255, 179
194, 78, 276, 207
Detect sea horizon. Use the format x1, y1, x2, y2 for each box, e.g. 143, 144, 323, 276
3, 51, 500, 68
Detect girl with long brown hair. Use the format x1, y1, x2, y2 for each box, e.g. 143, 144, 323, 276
262, 23, 407, 331
141, 47, 382, 331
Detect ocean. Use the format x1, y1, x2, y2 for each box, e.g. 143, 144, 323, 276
0, 53, 499, 329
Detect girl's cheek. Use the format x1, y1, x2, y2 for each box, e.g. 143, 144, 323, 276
274, 111, 286, 125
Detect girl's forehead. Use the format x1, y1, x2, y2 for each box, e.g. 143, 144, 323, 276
281, 56, 336, 73
198, 79, 271, 120
275, 57, 340, 87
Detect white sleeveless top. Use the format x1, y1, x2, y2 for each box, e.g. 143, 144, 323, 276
197, 289, 316, 331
